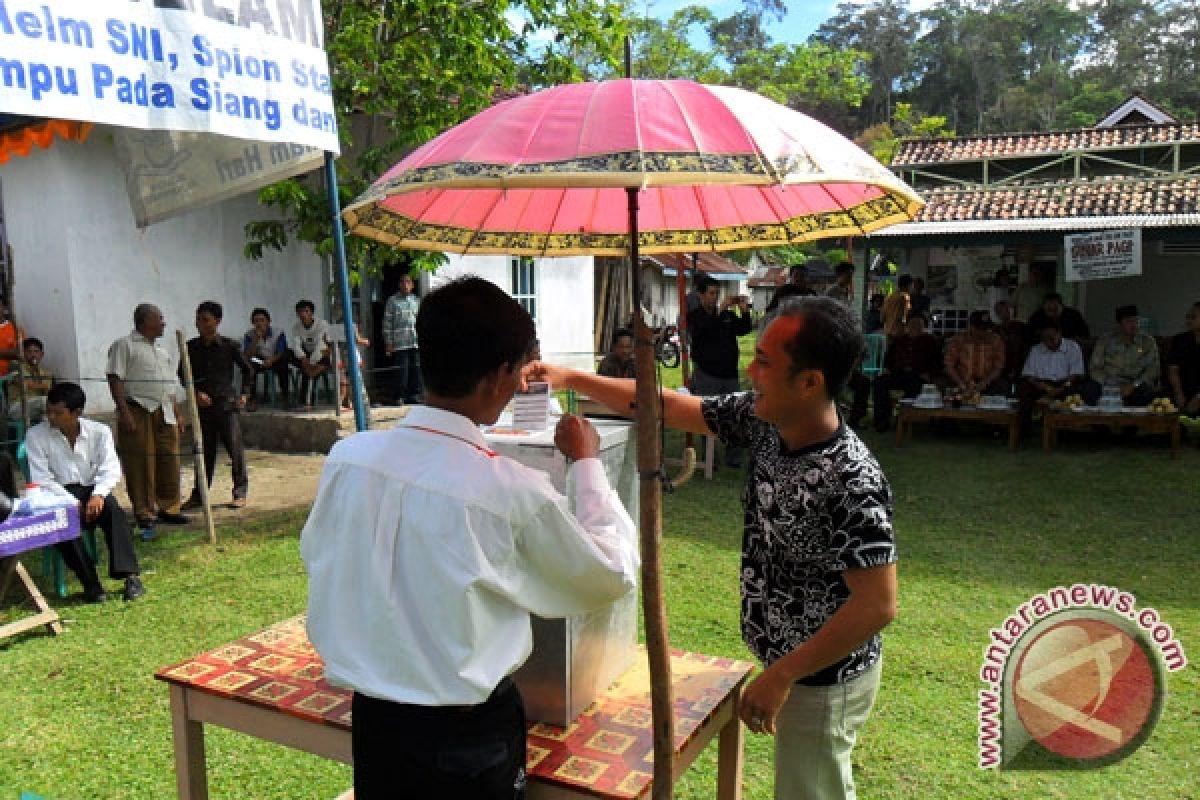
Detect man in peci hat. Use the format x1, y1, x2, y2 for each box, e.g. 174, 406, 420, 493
1086, 304, 1160, 406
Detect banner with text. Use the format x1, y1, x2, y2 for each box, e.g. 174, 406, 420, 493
1064, 228, 1142, 282
113, 129, 322, 226
0, 0, 338, 152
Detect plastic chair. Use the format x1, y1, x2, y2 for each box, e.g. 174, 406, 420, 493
861, 333, 887, 378
252, 369, 282, 407
290, 365, 336, 407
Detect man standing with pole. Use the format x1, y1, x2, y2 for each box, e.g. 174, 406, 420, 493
107, 303, 189, 530
528, 296, 897, 800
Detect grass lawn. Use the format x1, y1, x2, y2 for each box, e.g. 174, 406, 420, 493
2, 360, 1197, 797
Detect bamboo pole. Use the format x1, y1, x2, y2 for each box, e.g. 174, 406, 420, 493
175, 330, 216, 545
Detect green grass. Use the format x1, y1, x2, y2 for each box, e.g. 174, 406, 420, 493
3, 369, 1198, 797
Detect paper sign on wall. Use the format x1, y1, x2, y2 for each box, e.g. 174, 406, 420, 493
1064, 229, 1142, 282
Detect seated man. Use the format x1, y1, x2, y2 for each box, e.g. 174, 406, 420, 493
24, 382, 145, 602
1018, 322, 1088, 431
944, 311, 1007, 397
993, 300, 1029, 389
7, 337, 54, 423
1166, 300, 1200, 416
1027, 292, 1090, 343
289, 299, 332, 409
872, 313, 941, 432
242, 308, 290, 410
1087, 304, 1159, 407
597, 328, 636, 379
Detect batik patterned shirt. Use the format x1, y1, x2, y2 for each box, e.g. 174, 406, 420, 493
702, 392, 896, 685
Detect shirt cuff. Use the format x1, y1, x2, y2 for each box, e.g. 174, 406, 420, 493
568, 457, 611, 494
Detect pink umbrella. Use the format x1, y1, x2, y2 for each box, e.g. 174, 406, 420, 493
343, 78, 922, 799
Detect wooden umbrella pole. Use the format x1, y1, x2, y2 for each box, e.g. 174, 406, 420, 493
175, 330, 216, 545
628, 187, 675, 799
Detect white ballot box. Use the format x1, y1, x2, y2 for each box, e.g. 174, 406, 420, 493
482, 416, 639, 726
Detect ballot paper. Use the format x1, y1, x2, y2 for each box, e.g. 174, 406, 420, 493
514, 381, 551, 431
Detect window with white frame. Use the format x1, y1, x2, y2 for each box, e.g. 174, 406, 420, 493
510, 256, 537, 320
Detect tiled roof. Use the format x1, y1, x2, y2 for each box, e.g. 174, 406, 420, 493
748, 266, 787, 288
870, 176, 1200, 236
894, 123, 1200, 166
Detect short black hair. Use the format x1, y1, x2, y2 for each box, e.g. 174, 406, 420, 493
1115, 304, 1138, 321
914, 277, 925, 290
196, 301, 223, 320
295, 300, 315, 314
694, 274, 719, 294
834, 261, 855, 277
897, 274, 913, 290
766, 283, 811, 312
969, 310, 992, 328
22, 337, 43, 351
251, 307, 271, 322
47, 381, 86, 413
612, 328, 633, 344
769, 296, 864, 399
416, 276, 536, 398
1043, 292, 1064, 305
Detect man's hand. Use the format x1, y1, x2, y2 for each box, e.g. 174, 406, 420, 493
196, 391, 212, 408
1119, 381, 1136, 399
84, 495, 105, 524
238, 395, 247, 410
118, 407, 136, 433
523, 360, 571, 392
554, 414, 599, 460
738, 662, 793, 736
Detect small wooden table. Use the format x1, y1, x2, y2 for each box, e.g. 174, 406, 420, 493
0, 508, 81, 641
157, 616, 753, 800
895, 404, 1021, 451
1043, 409, 1181, 458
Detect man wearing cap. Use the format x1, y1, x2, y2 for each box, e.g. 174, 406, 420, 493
1087, 305, 1160, 406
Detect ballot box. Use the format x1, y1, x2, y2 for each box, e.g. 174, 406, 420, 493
482, 417, 639, 726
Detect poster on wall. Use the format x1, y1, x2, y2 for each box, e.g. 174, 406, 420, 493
1064, 229, 1142, 282
0, 0, 338, 152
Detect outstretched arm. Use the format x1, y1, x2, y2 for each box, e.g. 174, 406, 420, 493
525, 362, 710, 436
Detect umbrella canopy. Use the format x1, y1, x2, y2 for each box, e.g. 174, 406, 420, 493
343, 80, 922, 254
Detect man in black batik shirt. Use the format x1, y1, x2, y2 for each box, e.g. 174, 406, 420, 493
528, 296, 896, 800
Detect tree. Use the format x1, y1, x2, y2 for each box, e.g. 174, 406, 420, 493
624, 5, 722, 81
246, 0, 628, 276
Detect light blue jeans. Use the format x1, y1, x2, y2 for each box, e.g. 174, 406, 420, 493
774, 659, 882, 800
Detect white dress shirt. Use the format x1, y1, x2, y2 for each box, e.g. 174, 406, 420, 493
291, 318, 331, 360
106, 331, 179, 424
301, 405, 639, 706
25, 418, 123, 498
1022, 338, 1085, 382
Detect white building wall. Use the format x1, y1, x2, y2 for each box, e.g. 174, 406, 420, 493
428, 254, 595, 371
1078, 248, 1200, 337
0, 130, 325, 412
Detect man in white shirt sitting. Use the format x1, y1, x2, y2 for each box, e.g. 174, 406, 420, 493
1018, 321, 1090, 434
288, 299, 332, 410
25, 382, 145, 603
301, 277, 639, 800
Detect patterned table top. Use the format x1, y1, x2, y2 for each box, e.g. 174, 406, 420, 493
157, 616, 754, 799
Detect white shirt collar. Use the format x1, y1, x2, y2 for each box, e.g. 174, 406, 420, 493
397, 405, 491, 450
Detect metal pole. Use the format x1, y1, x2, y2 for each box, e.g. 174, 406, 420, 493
324, 152, 368, 432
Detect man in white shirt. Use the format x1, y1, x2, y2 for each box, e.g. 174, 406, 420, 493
288, 299, 332, 409
106, 303, 189, 528
302, 277, 638, 800
1018, 321, 1091, 434
25, 382, 144, 602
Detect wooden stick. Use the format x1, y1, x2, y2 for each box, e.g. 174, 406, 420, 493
176, 330, 216, 545
627, 187, 675, 799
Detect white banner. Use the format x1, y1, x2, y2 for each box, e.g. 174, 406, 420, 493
113, 128, 323, 226
1064, 229, 1142, 282
0, 0, 338, 152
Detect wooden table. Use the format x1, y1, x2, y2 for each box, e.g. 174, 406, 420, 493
0, 507, 81, 641
157, 616, 753, 800
1043, 409, 1182, 458
895, 404, 1021, 451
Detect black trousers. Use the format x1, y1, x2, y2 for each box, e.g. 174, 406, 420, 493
352, 679, 526, 800
391, 348, 422, 405
193, 405, 248, 499
54, 483, 139, 589
249, 360, 289, 403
